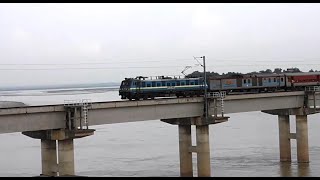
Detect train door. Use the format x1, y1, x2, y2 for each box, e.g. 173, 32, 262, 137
277, 76, 281, 87
236, 78, 242, 87
258, 77, 263, 86
252, 77, 257, 86
135, 80, 141, 98
287, 76, 293, 88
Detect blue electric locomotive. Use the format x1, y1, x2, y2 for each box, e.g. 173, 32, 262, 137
119, 76, 206, 100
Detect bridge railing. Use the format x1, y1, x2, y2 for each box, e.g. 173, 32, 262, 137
207, 91, 226, 99
64, 99, 92, 107
305, 86, 320, 92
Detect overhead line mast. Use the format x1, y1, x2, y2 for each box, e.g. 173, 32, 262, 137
194, 56, 208, 121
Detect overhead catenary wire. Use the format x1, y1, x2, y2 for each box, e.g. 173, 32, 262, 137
0, 55, 319, 71
0, 58, 319, 66
0, 60, 192, 66
0, 63, 319, 70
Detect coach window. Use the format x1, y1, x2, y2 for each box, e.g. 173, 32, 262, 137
248, 79, 251, 84
167, 82, 171, 86
244, 79, 247, 84
172, 82, 176, 86
195, 80, 198, 85
142, 82, 146, 87
157, 83, 161, 87
186, 80, 190, 85
181, 82, 185, 86
152, 82, 156, 87
134, 82, 137, 85
268, 78, 271, 83
162, 81, 165, 86
274, 78, 276, 82
191, 82, 194, 85
177, 81, 180, 86
147, 83, 151, 87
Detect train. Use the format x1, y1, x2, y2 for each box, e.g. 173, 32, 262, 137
119, 72, 320, 100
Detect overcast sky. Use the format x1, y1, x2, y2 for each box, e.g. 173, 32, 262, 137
0, 3, 320, 86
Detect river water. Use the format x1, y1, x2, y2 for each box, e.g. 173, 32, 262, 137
0, 87, 319, 177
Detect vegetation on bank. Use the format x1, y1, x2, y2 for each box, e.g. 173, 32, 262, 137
186, 68, 319, 78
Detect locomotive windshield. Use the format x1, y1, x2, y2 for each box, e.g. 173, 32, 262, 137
120, 79, 132, 89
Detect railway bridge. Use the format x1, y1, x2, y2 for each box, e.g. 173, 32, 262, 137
0, 88, 320, 177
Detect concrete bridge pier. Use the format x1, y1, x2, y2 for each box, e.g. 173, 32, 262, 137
263, 108, 313, 163
178, 125, 193, 177
196, 124, 211, 177
296, 115, 309, 163
40, 138, 76, 176
22, 129, 94, 176
278, 115, 291, 162
58, 139, 75, 176
162, 116, 228, 177
41, 139, 58, 176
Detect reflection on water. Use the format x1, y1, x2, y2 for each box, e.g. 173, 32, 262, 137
280, 162, 292, 177
279, 162, 310, 177
297, 163, 311, 177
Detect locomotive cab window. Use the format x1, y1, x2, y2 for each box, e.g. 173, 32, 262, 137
122, 81, 128, 86
244, 79, 247, 84
248, 79, 251, 84
281, 78, 284, 82
274, 78, 276, 82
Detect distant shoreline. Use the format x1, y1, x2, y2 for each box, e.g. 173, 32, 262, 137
45, 86, 119, 93
0, 82, 120, 92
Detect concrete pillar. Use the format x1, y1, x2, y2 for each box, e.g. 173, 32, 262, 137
178, 125, 193, 177
296, 115, 309, 163
41, 139, 58, 176
278, 115, 291, 162
58, 139, 75, 176
196, 125, 211, 177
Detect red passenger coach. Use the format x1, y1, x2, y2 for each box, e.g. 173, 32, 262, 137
285, 72, 320, 89
292, 75, 318, 83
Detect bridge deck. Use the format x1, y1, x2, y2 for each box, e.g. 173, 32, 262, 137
0, 91, 318, 134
